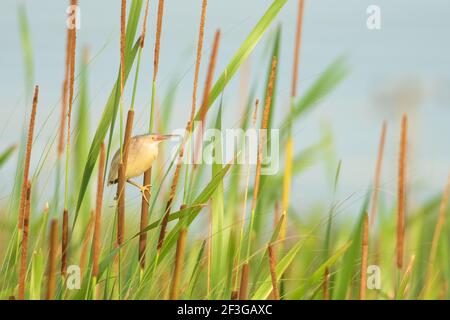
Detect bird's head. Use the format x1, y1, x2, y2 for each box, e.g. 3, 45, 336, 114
145, 133, 179, 145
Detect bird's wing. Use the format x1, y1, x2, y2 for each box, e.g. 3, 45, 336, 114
108, 148, 121, 185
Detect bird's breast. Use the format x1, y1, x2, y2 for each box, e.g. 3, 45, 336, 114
125, 142, 158, 179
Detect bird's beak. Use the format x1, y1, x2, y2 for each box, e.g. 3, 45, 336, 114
154, 134, 178, 141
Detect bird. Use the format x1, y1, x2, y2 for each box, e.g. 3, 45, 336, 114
108, 133, 176, 202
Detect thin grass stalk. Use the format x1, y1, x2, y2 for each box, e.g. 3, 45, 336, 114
398, 254, 415, 298
171, 228, 187, 298
370, 121, 387, 226
46, 219, 58, 300
18, 181, 31, 299
61, 209, 69, 276
246, 57, 277, 258
117, 164, 125, 246
117, 110, 134, 247
290, 0, 304, 98
18, 85, 39, 230
281, 0, 305, 241
139, 170, 151, 268
238, 263, 249, 300
268, 244, 279, 300
125, 0, 150, 270
152, 0, 208, 261
57, 28, 71, 156
162, 0, 208, 227
64, 0, 77, 209
423, 173, 450, 296
397, 114, 408, 269
129, 1, 150, 112
92, 143, 106, 278
194, 30, 221, 166
54, 9, 73, 222
323, 268, 330, 300
158, 29, 220, 253
140, 0, 166, 263
139, 0, 150, 49
79, 211, 94, 274
240, 57, 277, 299
170, 205, 188, 300
119, 0, 127, 156
120, 0, 126, 96
116, 0, 135, 245
360, 213, 369, 299
189, 0, 208, 131
60, 2, 77, 276
233, 99, 259, 292
153, 0, 164, 85
206, 205, 212, 296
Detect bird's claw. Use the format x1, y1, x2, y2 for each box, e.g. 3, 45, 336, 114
139, 184, 152, 205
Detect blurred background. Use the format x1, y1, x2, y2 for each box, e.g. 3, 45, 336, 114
0, 0, 449, 213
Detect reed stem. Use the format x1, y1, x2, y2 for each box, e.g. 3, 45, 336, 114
360, 213, 369, 299
370, 121, 387, 226
92, 143, 106, 278
18, 85, 39, 230
18, 181, 31, 300
397, 114, 408, 269
46, 219, 58, 300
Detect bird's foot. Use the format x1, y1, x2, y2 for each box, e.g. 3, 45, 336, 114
140, 185, 152, 205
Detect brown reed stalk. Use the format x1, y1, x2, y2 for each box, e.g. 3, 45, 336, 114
57, 27, 72, 156
117, 111, 135, 247
92, 143, 106, 277
153, 0, 165, 81
268, 244, 280, 300
46, 219, 58, 300
67, 0, 77, 126
139, 170, 151, 268
152, 0, 208, 257
251, 57, 277, 211
18, 85, 39, 230
232, 100, 259, 294
291, 0, 305, 98
18, 181, 31, 300
239, 58, 277, 301
61, 209, 69, 276
79, 211, 94, 274
122, 110, 135, 171
139, 0, 166, 262
170, 205, 188, 300
397, 114, 408, 269
360, 213, 369, 300
399, 254, 416, 297
423, 173, 450, 295
323, 268, 330, 299
238, 263, 249, 300
189, 0, 208, 128
139, 0, 151, 48
120, 0, 126, 93
157, 167, 181, 251
281, 0, 305, 242
61, 2, 77, 263
370, 121, 387, 226
198, 29, 221, 137
169, 230, 187, 299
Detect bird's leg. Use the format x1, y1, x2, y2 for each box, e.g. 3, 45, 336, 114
127, 179, 152, 204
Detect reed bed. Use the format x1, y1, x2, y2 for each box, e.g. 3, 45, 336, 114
0, 0, 448, 301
